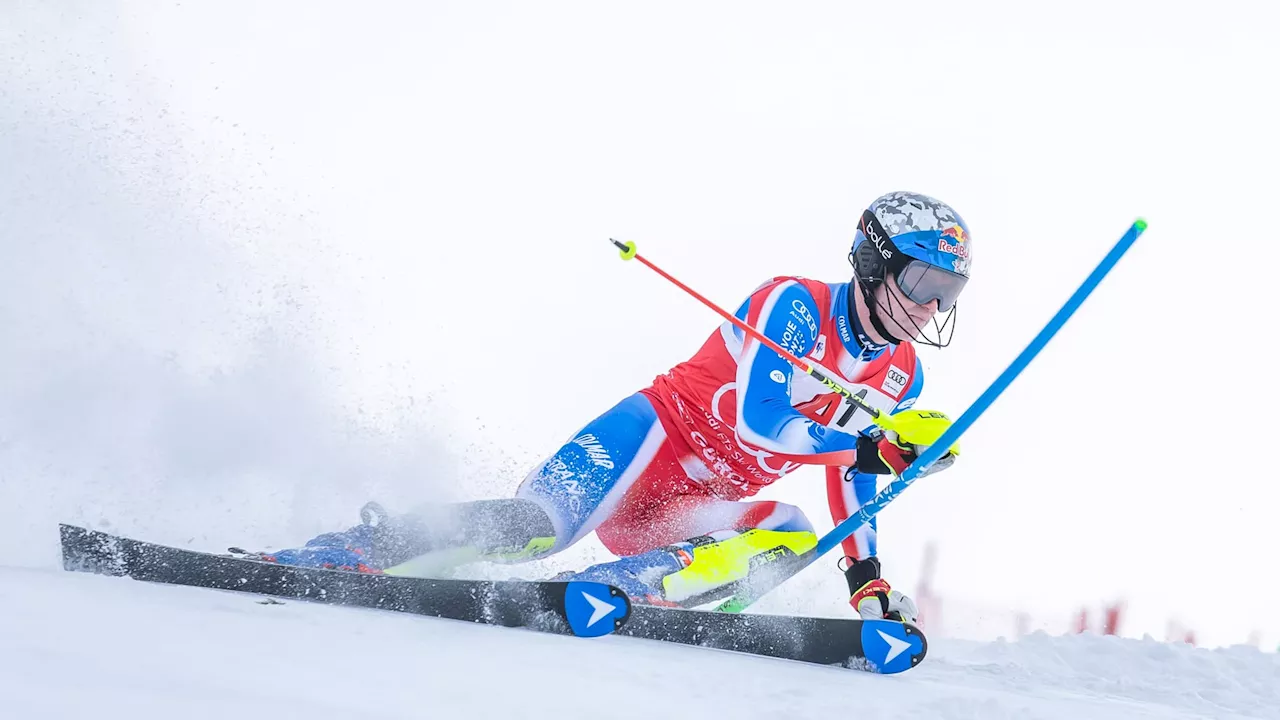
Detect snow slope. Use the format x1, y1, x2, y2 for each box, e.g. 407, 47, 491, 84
3, 4, 1278, 717
2, 566, 1275, 720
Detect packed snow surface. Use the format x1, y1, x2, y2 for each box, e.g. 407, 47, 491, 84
1, 566, 1275, 720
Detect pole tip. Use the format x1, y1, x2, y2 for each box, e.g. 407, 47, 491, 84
611, 239, 637, 261
1134, 218, 1149, 232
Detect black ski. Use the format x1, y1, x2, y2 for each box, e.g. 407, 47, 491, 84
59, 524, 924, 671
58, 524, 631, 638
618, 604, 927, 674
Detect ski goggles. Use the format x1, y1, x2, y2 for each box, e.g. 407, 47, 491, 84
894, 259, 967, 311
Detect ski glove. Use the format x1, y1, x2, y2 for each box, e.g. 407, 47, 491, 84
855, 409, 960, 477
842, 556, 919, 623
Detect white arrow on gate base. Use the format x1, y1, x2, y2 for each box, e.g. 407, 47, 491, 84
583, 591, 616, 627
877, 629, 911, 665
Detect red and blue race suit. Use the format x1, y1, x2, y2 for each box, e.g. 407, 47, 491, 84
516, 276, 922, 562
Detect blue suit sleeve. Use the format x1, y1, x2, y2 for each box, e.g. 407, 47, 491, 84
734, 281, 859, 459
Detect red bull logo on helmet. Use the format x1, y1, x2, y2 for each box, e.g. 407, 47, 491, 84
938, 225, 969, 259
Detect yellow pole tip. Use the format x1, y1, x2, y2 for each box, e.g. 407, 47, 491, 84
619, 240, 638, 261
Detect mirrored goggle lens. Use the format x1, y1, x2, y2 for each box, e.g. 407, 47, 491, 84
895, 260, 967, 311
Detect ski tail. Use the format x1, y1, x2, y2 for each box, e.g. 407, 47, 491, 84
59, 524, 630, 638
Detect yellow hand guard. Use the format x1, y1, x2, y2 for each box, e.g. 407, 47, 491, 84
885, 409, 960, 457
873, 409, 960, 477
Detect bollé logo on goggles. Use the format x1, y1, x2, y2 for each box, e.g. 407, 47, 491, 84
937, 225, 969, 259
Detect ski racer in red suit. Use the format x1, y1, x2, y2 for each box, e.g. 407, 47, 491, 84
269, 191, 970, 620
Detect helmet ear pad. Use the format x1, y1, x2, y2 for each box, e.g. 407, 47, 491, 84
852, 242, 888, 286
850, 209, 905, 288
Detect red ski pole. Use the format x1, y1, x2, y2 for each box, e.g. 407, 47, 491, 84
610, 238, 899, 434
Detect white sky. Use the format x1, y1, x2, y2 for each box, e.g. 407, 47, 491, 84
3, 1, 1278, 649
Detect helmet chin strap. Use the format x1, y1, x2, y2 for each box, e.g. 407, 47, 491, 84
851, 276, 899, 345
853, 274, 957, 348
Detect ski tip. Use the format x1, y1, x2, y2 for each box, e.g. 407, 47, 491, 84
857, 620, 927, 675
1133, 218, 1149, 232
562, 581, 632, 638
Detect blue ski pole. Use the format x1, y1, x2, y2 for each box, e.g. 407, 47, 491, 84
714, 218, 1149, 613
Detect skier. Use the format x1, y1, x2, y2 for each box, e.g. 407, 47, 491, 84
266, 191, 970, 622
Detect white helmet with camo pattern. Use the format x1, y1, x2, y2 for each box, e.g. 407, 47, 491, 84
848, 191, 972, 348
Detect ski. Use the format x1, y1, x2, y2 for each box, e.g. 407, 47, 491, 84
59, 524, 923, 671
58, 524, 631, 638
619, 605, 927, 674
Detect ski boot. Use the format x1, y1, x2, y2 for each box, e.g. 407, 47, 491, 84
231, 502, 390, 573
555, 546, 689, 606
556, 528, 818, 606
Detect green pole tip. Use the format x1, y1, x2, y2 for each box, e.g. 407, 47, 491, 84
1134, 218, 1148, 232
